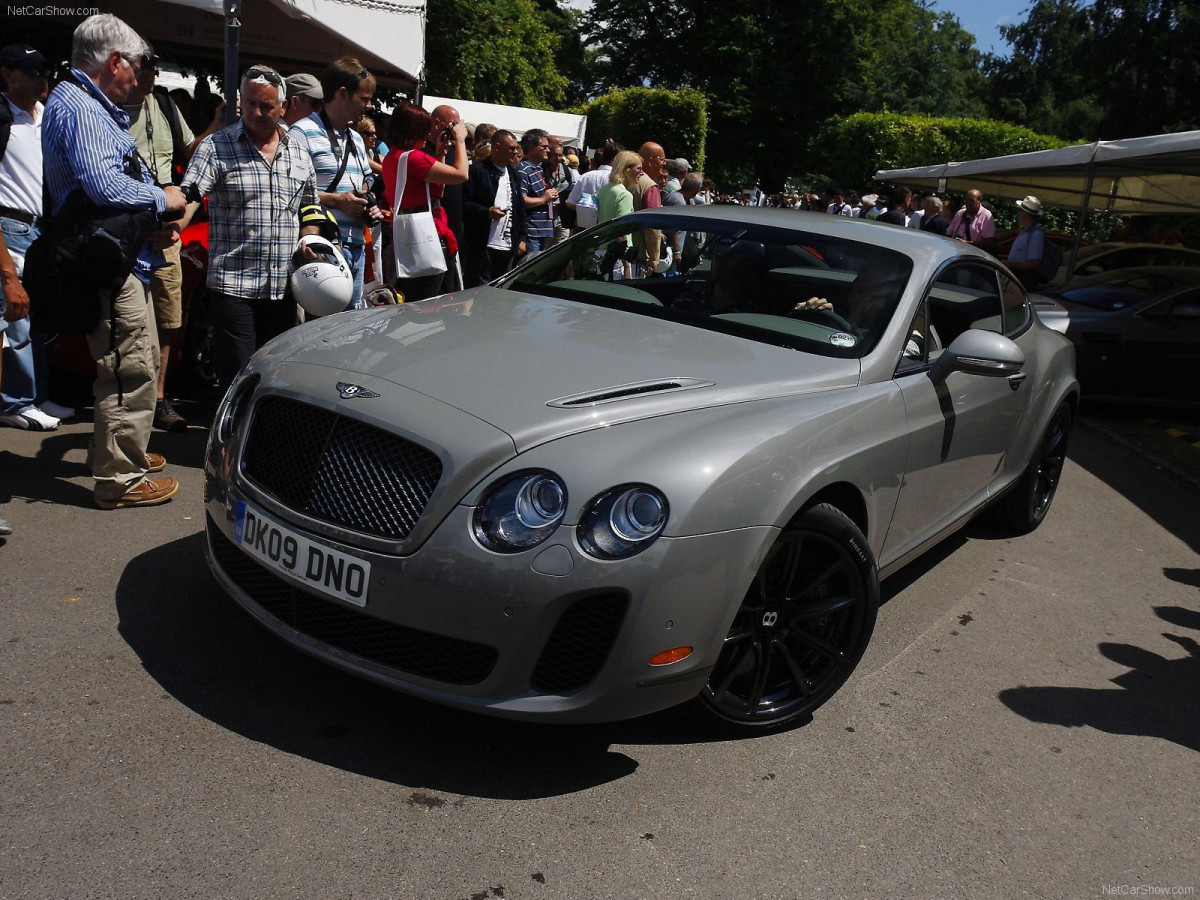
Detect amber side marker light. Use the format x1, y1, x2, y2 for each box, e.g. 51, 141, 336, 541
649, 646, 693, 666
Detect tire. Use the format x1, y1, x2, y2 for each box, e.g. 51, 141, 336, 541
994, 403, 1071, 535
688, 503, 880, 734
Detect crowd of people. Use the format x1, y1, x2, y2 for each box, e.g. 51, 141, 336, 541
0, 13, 715, 533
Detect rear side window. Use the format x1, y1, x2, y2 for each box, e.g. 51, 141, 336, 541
927, 264, 1003, 346
999, 272, 1029, 334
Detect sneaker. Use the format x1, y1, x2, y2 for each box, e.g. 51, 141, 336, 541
153, 398, 188, 433
147, 452, 167, 473
40, 400, 76, 421
95, 477, 180, 510
0, 517, 11, 536
0, 407, 60, 431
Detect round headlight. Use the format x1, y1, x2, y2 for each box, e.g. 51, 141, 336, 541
474, 471, 568, 553
578, 485, 669, 559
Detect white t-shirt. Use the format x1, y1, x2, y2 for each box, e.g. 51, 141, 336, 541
568, 164, 611, 230
0, 96, 43, 221
487, 168, 513, 251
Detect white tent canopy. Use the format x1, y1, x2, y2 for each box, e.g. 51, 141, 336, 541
421, 95, 587, 148
13, 0, 426, 89
876, 130, 1200, 216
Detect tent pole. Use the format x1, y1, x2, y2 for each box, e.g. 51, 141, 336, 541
1067, 162, 1095, 278
224, 0, 241, 127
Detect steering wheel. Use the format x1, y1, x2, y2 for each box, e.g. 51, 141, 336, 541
789, 305, 854, 332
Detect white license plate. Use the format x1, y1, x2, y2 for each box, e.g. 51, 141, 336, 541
234, 501, 370, 607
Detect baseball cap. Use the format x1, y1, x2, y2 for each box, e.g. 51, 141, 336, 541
666, 157, 690, 175
285, 73, 323, 101
0, 44, 50, 77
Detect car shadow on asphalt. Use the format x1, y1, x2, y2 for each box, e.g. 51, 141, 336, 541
115, 531, 743, 799
998, 605, 1200, 753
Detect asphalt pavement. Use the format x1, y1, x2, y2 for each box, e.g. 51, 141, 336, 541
1, 412, 1197, 899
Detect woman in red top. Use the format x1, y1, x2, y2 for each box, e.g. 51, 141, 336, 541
382, 102, 469, 301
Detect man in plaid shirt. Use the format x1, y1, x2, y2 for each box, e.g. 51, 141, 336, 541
178, 64, 319, 391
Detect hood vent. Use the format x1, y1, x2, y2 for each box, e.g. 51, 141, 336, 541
548, 377, 715, 408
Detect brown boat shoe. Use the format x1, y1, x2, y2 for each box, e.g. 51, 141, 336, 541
95, 477, 180, 510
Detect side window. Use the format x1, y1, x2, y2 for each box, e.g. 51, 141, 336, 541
927, 264, 1005, 345
897, 300, 930, 373
999, 271, 1029, 334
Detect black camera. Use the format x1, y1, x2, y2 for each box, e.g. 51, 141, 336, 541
355, 189, 378, 224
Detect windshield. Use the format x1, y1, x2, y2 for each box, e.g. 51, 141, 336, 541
1045, 269, 1183, 311
498, 214, 914, 358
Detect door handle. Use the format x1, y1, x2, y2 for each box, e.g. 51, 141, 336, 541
1007, 372, 1027, 391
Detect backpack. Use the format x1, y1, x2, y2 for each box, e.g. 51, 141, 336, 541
1036, 232, 1063, 283
151, 85, 186, 185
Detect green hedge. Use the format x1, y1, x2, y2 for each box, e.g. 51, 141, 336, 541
581, 87, 707, 169
807, 112, 1067, 194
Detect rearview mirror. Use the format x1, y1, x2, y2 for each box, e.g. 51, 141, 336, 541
929, 329, 1025, 383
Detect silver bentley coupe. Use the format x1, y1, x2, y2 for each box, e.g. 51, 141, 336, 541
204, 207, 1078, 734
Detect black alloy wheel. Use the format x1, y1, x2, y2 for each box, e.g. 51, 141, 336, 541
691, 503, 879, 733
996, 402, 1071, 534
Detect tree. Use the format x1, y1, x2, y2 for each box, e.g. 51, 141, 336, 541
583, 0, 872, 190
982, 0, 1101, 139
847, 0, 987, 119
582, 0, 988, 191
424, 0, 568, 108
982, 0, 1200, 140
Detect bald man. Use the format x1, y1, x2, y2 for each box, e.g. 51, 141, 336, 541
632, 141, 666, 274
946, 188, 997, 253
426, 103, 465, 272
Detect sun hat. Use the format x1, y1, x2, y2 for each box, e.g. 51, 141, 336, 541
1017, 195, 1043, 216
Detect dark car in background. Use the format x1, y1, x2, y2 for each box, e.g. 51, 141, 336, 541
1034, 266, 1200, 405
1055, 242, 1200, 283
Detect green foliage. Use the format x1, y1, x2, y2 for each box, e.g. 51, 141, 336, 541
983, 0, 1200, 140
807, 112, 1066, 192
582, 87, 708, 170
581, 0, 987, 191
424, 0, 568, 108
847, 0, 988, 119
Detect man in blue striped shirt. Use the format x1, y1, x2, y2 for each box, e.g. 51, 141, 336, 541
288, 58, 382, 310
42, 14, 186, 509
516, 129, 557, 259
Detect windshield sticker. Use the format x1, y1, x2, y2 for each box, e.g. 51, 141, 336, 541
829, 332, 857, 348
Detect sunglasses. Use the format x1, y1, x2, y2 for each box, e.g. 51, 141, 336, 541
245, 67, 283, 86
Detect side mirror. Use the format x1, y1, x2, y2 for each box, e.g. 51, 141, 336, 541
929, 329, 1025, 383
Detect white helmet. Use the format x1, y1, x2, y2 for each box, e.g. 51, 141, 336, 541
291, 234, 353, 317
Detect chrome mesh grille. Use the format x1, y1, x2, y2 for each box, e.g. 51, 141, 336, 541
208, 517, 498, 685
240, 396, 442, 541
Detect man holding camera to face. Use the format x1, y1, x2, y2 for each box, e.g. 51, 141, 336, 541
288, 57, 383, 309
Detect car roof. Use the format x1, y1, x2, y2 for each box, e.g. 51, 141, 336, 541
634, 206, 994, 264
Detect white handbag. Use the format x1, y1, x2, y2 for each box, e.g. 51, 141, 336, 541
391, 150, 448, 278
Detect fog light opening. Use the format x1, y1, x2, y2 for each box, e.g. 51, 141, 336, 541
649, 646, 693, 666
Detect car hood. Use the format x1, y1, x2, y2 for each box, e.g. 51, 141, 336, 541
272, 287, 862, 451
1031, 296, 1110, 335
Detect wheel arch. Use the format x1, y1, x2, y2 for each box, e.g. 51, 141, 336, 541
792, 481, 869, 540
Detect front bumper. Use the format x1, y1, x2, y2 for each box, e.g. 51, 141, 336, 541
204, 481, 773, 724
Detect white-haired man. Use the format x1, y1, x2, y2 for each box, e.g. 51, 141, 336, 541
42, 13, 186, 509
177, 65, 319, 392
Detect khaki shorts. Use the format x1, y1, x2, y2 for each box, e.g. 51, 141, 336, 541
151, 241, 183, 331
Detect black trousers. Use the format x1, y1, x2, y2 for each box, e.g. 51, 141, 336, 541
209, 291, 296, 392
